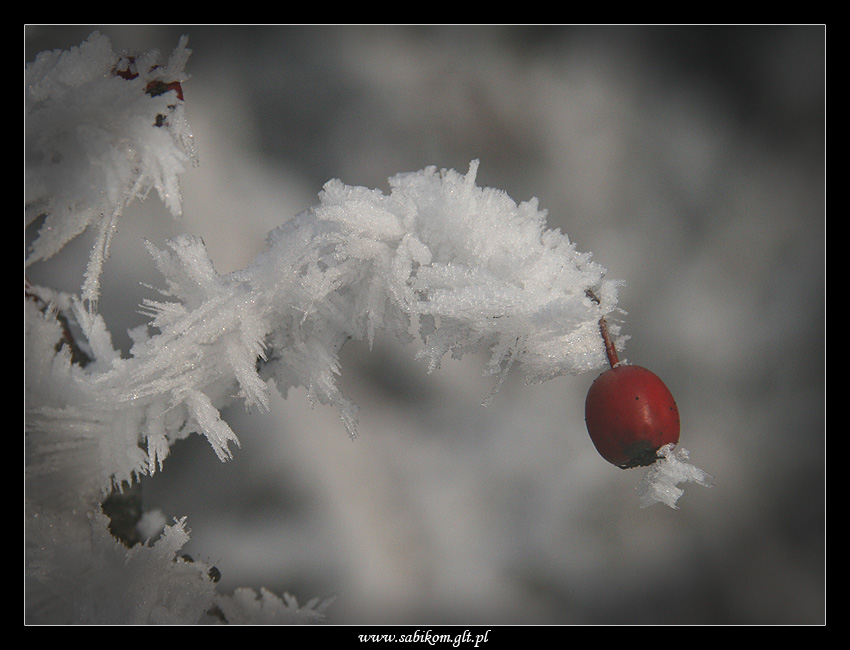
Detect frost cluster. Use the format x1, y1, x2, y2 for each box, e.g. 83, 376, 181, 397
26, 510, 217, 624
637, 444, 714, 509
25, 31, 196, 308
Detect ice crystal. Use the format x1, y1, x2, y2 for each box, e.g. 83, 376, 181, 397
25, 31, 196, 308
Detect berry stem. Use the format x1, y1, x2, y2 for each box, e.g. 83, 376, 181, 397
599, 315, 620, 368
585, 289, 620, 369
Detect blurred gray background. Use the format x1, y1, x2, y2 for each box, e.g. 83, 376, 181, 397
25, 25, 824, 624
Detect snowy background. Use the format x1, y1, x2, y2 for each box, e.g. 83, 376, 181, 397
25, 25, 824, 624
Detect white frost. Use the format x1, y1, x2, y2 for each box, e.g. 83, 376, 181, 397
637, 444, 713, 509
25, 510, 217, 624
25, 31, 196, 308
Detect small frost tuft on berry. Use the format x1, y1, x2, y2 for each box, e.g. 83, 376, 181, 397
636, 444, 712, 509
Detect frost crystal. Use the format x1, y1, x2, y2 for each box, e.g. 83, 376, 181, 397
25, 31, 196, 308
637, 444, 713, 509
25, 510, 217, 624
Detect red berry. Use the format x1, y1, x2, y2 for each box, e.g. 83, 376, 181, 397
584, 364, 680, 469
145, 79, 184, 102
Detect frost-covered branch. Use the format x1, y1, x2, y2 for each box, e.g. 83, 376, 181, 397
25, 509, 218, 624
25, 31, 196, 309
27, 157, 623, 503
